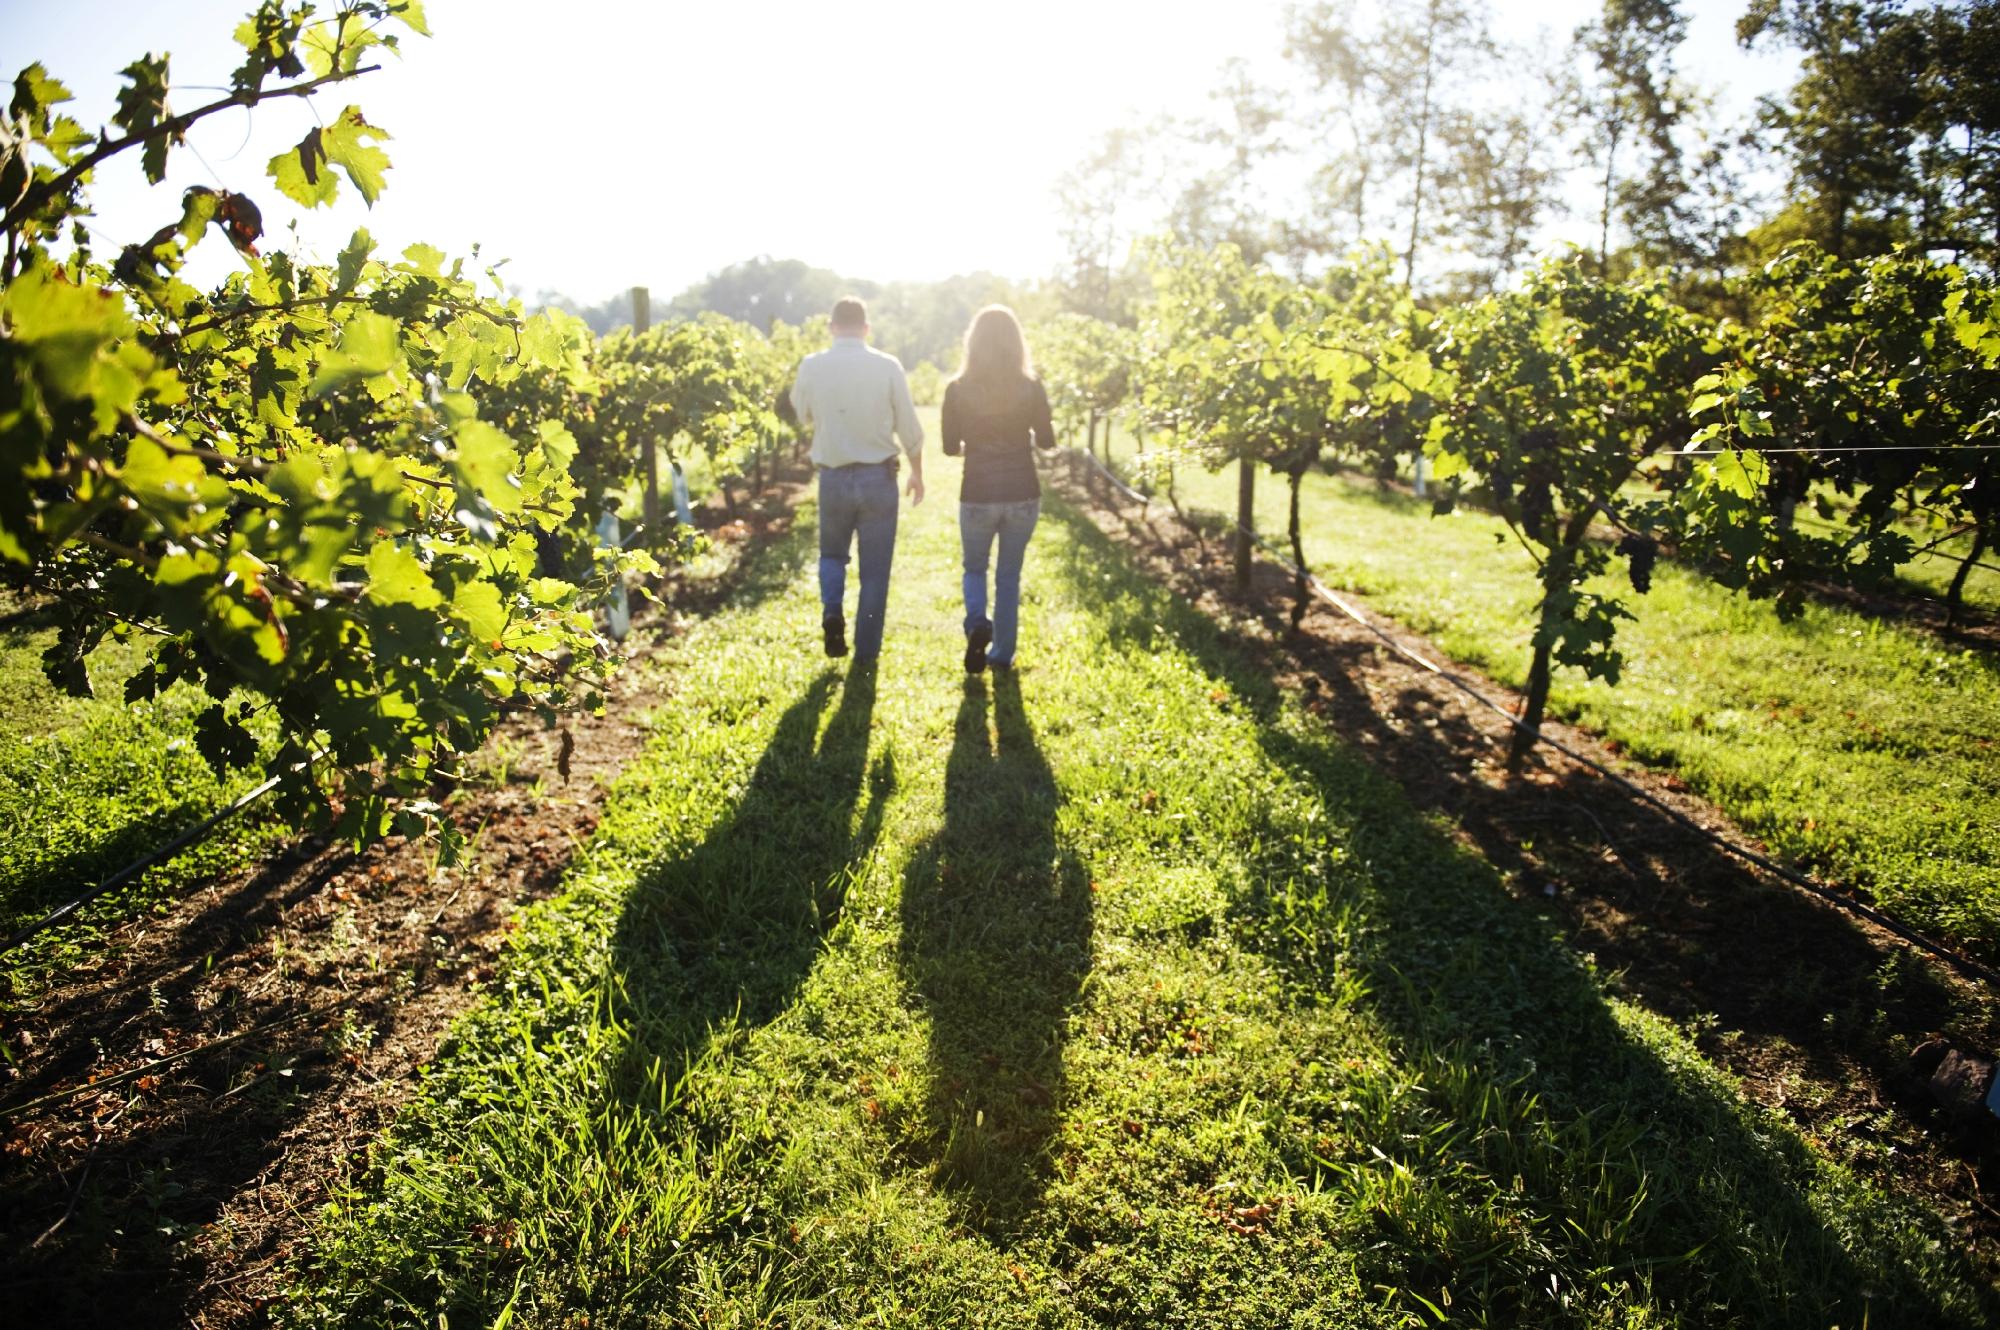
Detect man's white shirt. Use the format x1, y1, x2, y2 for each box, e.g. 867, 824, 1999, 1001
790, 336, 924, 468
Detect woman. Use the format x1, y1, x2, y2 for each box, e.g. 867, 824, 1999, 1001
940, 305, 1058, 674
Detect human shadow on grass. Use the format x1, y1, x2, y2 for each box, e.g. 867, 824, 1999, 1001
1042, 500, 2000, 1330
608, 661, 892, 1102
896, 672, 1092, 1233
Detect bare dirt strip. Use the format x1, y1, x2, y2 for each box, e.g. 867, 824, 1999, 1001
1055, 460, 2000, 1274
0, 466, 812, 1329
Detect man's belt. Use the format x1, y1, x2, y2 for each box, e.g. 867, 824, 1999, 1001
817, 456, 899, 472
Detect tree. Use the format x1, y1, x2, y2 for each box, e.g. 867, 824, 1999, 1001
1161, 61, 1305, 270
1054, 127, 1157, 323
1740, 0, 1930, 260
1284, 0, 1377, 250
1373, 0, 1497, 289
1436, 96, 1567, 295
1565, 0, 1694, 272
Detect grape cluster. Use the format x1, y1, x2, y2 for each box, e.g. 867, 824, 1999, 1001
1617, 533, 1660, 594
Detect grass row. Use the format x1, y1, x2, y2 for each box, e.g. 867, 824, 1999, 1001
281, 458, 1993, 1327
0, 612, 285, 1012
1103, 432, 2000, 958
0, 444, 766, 1015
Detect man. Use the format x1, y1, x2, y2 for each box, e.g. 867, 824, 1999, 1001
789, 297, 925, 661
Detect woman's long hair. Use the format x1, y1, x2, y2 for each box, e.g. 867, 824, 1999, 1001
952, 304, 1035, 388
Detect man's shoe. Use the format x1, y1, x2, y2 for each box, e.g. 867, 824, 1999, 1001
965, 619, 993, 674
823, 614, 848, 658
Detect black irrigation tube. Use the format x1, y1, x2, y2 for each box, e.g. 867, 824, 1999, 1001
0, 772, 285, 960
1065, 447, 2000, 992
0, 1005, 322, 1122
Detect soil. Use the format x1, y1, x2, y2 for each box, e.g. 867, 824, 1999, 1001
1058, 458, 2000, 1273
0, 463, 812, 1329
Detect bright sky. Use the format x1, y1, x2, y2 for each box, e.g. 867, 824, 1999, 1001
3, 0, 1799, 302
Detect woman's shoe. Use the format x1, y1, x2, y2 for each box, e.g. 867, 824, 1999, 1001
965, 619, 993, 674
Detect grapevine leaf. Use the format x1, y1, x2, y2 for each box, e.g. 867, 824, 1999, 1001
452, 419, 523, 516
302, 14, 380, 78
312, 310, 402, 393
334, 228, 375, 294
193, 703, 258, 772
365, 538, 442, 609
112, 55, 173, 183
269, 126, 336, 208
451, 576, 507, 644
2, 266, 157, 436
321, 107, 391, 206
12, 63, 73, 121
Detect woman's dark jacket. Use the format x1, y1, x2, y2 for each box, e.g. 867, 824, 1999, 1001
940, 376, 1058, 503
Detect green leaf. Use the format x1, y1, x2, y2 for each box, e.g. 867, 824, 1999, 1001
117, 433, 229, 526
193, 703, 258, 772
268, 126, 336, 207
1701, 448, 1769, 500
267, 107, 392, 209
113, 55, 173, 183
400, 242, 447, 277
302, 14, 380, 78
334, 228, 375, 293
321, 107, 392, 205
1424, 448, 1468, 482
451, 576, 507, 644
365, 538, 442, 609
389, 0, 433, 36
312, 311, 402, 394
452, 419, 523, 516
12, 63, 73, 121
2, 266, 158, 435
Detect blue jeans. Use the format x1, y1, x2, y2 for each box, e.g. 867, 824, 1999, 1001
818, 462, 900, 659
960, 499, 1040, 666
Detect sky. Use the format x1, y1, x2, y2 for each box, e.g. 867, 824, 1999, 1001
3, 0, 1801, 303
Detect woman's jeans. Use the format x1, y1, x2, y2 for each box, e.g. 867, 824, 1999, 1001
818, 460, 900, 660
960, 499, 1040, 666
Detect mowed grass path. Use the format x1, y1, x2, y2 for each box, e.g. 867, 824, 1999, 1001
0, 615, 284, 1007
1105, 433, 2000, 957
285, 452, 1995, 1328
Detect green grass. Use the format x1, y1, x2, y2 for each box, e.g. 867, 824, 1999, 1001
0, 612, 284, 1010
1105, 432, 2000, 958
280, 452, 1995, 1328
0, 435, 784, 1014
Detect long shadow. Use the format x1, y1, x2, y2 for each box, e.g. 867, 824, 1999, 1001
896, 673, 1092, 1232
1041, 497, 2000, 1328
607, 660, 891, 1104
1064, 493, 1997, 1107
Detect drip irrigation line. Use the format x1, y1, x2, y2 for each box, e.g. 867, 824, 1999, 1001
0, 1005, 322, 1121
1063, 448, 2000, 991
1, 771, 286, 959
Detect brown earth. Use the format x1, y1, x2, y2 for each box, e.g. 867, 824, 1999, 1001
0, 463, 812, 1329
1056, 457, 2000, 1274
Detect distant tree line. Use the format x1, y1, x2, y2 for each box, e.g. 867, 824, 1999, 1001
536, 258, 1059, 373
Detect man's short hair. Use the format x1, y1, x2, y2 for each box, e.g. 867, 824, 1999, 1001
830, 297, 868, 330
